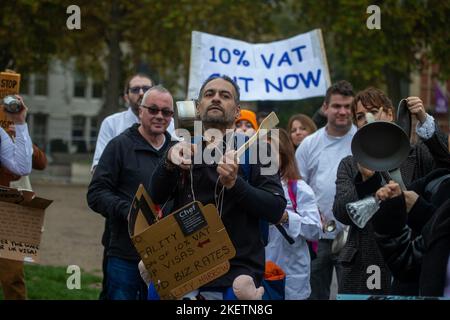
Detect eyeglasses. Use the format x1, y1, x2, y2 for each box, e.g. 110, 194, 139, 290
141, 105, 174, 117
129, 85, 152, 94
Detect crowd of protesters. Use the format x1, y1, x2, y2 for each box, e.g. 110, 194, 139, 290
2, 70, 448, 301
85, 73, 450, 300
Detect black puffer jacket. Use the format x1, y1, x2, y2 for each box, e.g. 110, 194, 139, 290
87, 124, 175, 261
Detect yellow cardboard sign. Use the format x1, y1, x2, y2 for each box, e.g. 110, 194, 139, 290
129, 185, 236, 299
0, 71, 21, 131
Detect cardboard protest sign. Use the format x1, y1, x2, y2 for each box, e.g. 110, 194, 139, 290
129, 185, 236, 299
0, 186, 52, 262
0, 71, 21, 131
188, 29, 330, 101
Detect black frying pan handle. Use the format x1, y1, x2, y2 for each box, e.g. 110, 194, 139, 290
275, 224, 295, 244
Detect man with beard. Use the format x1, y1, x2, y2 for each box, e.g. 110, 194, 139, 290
92, 73, 153, 172
149, 75, 286, 300
295, 80, 356, 299
87, 85, 176, 300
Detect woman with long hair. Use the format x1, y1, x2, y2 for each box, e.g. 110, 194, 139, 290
287, 114, 317, 148
265, 128, 321, 300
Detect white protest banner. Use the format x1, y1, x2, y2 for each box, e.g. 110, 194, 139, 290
188, 29, 331, 101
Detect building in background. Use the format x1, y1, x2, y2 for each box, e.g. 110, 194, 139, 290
407, 62, 448, 144
415, 63, 449, 132
21, 60, 103, 155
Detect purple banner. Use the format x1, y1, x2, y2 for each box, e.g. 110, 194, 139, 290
434, 81, 448, 113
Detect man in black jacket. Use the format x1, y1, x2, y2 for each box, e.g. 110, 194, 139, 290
150, 75, 286, 299
87, 85, 176, 300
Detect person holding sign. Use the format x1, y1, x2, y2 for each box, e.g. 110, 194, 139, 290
0, 95, 37, 300
87, 85, 177, 300
0, 95, 33, 176
150, 75, 286, 300
0, 140, 47, 300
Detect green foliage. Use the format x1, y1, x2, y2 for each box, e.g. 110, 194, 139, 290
0, 0, 68, 72
1, 1, 281, 84
286, 0, 450, 92
126, 0, 282, 92
0, 0, 284, 118
1, 1, 448, 112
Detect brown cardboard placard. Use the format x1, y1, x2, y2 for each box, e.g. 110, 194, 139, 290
0, 71, 21, 131
127, 184, 159, 236
0, 186, 52, 263
129, 185, 236, 300
170, 261, 230, 298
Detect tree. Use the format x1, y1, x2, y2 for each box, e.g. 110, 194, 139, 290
2, 1, 284, 123
0, 1, 68, 73
285, 0, 450, 102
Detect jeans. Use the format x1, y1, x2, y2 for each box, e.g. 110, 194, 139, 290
106, 256, 147, 300
308, 239, 342, 300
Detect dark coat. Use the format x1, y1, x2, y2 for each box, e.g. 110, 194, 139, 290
373, 169, 450, 296
150, 137, 286, 288
333, 132, 447, 295
87, 124, 175, 261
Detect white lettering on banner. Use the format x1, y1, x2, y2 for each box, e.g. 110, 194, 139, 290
188, 29, 331, 101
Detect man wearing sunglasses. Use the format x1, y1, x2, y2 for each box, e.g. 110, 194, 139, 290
87, 85, 177, 300
92, 73, 153, 173
89, 73, 153, 300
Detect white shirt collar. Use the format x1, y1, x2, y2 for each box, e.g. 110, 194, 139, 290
126, 107, 140, 122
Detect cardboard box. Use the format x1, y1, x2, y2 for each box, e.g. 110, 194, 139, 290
0, 71, 21, 131
128, 184, 236, 299
0, 186, 52, 263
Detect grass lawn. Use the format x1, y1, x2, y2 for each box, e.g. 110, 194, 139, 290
0, 264, 102, 300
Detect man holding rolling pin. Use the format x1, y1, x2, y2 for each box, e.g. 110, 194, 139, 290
149, 75, 286, 299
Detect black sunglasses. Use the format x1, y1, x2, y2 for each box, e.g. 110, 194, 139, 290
129, 85, 152, 94
141, 105, 174, 117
